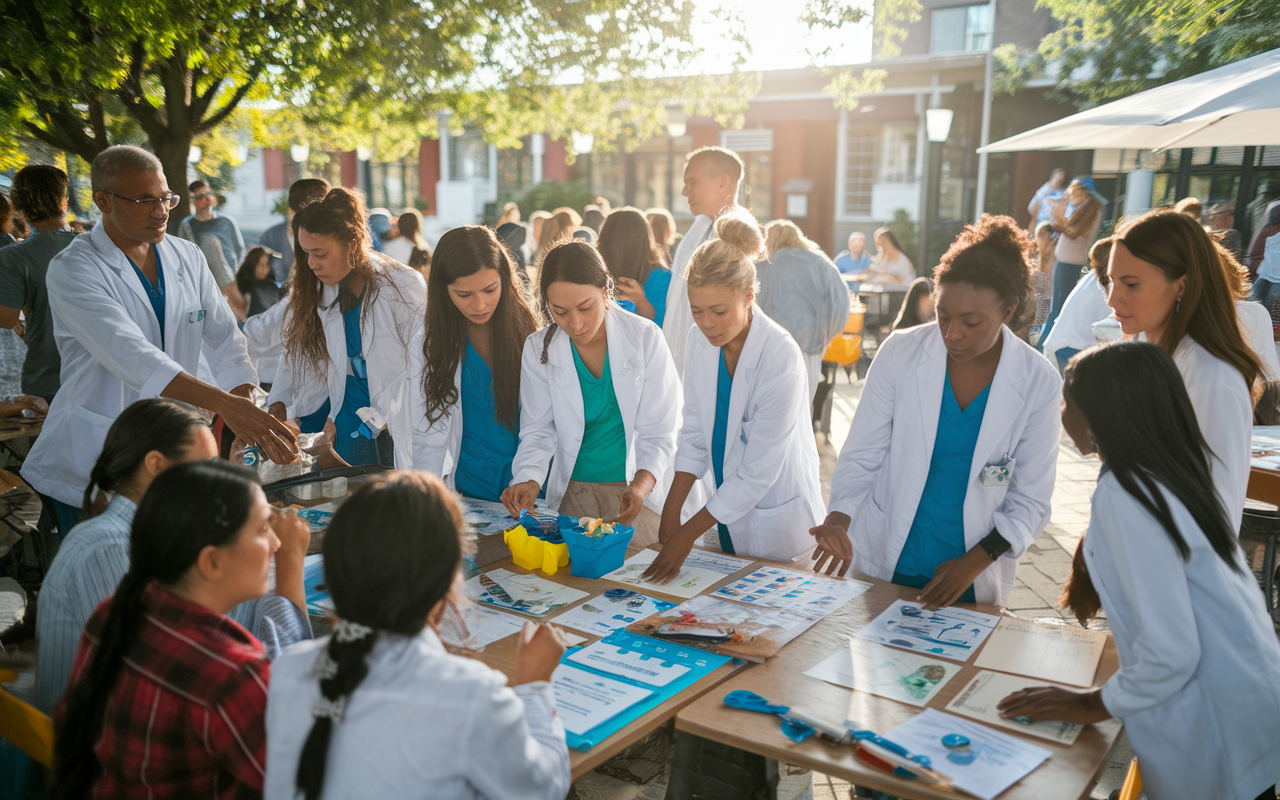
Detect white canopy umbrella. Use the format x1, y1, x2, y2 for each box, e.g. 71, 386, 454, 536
979, 48, 1280, 152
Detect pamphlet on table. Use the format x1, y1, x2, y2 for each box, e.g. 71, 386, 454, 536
625, 594, 824, 662
945, 670, 1085, 745
602, 549, 753, 599
458, 497, 523, 536
712, 567, 871, 612
553, 589, 676, 638
973, 617, 1106, 687
566, 640, 692, 687
552, 664, 655, 736
855, 599, 999, 662
438, 601, 526, 650
803, 638, 960, 707
465, 568, 588, 617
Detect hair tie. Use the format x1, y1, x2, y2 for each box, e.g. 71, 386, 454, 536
309, 650, 340, 681
333, 618, 374, 643
312, 695, 347, 721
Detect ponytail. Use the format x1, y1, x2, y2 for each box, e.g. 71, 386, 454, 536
81, 398, 209, 514
535, 240, 613, 365
296, 622, 377, 800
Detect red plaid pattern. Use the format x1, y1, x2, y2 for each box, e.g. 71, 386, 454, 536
58, 582, 270, 799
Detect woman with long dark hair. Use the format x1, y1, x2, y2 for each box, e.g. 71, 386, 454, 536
265, 471, 570, 800
891, 276, 935, 331
998, 341, 1280, 800
860, 227, 914, 286
235, 245, 285, 317
597, 207, 672, 325
501, 241, 680, 546
53, 460, 305, 799
418, 226, 541, 502
271, 188, 428, 468
381, 210, 429, 267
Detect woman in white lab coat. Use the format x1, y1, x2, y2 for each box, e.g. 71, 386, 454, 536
269, 188, 428, 468
501, 241, 680, 545
812, 216, 1061, 607
642, 212, 824, 582
417, 226, 542, 501
999, 341, 1280, 800
1104, 208, 1260, 533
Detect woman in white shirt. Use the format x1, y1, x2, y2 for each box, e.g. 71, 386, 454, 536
501, 241, 680, 546
858, 227, 915, 287
380, 210, 429, 267
643, 212, 824, 581
1104, 208, 1261, 533
811, 216, 1061, 607
999, 341, 1280, 800
265, 471, 570, 800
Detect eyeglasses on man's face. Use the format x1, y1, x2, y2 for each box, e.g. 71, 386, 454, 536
190, 191, 214, 201
109, 192, 181, 210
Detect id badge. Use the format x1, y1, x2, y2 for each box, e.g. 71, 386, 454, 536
978, 457, 1015, 488
187, 309, 206, 323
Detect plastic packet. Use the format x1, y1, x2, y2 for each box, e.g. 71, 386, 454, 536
236, 431, 325, 483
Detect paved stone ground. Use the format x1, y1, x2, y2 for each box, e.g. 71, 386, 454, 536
0, 328, 25, 398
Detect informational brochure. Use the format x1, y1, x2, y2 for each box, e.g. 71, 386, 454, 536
465, 568, 588, 617
803, 638, 960, 708
602, 549, 753, 599
712, 567, 872, 612
552, 664, 655, 735
973, 617, 1106, 687
457, 497, 522, 536
855, 599, 1000, 663
945, 671, 1085, 745
438, 601, 526, 650
886, 709, 1051, 800
625, 594, 821, 662
566, 640, 692, 687
553, 589, 676, 638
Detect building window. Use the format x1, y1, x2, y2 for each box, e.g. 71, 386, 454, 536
929, 4, 992, 53
450, 129, 490, 181
878, 122, 917, 183
844, 122, 878, 216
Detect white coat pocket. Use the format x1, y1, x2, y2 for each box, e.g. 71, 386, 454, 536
978, 456, 1015, 488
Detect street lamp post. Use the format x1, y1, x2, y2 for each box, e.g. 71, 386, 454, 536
918, 107, 954, 273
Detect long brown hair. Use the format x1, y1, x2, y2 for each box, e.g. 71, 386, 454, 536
283, 188, 379, 379
422, 226, 540, 429
1116, 208, 1261, 389
597, 207, 667, 284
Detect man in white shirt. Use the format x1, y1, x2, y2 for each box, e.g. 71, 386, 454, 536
1027, 168, 1066, 230
25, 145, 297, 535
662, 146, 744, 380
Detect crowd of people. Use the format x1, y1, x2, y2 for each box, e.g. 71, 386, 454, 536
1, 142, 1280, 800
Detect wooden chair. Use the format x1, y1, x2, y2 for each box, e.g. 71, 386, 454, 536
1244, 469, 1280, 623
0, 668, 53, 768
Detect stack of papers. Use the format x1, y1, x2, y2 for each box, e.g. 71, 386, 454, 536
465, 568, 588, 617
973, 617, 1106, 687
854, 599, 1000, 662
553, 664, 655, 736
626, 594, 827, 662
602, 549, 753, 599
712, 566, 871, 611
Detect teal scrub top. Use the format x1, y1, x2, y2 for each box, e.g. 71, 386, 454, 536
570, 345, 627, 483
455, 340, 521, 502
894, 373, 990, 592
333, 301, 389, 466
644, 268, 672, 328
127, 249, 166, 349
711, 350, 734, 554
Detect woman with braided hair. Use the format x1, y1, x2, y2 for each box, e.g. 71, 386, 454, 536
265, 471, 570, 800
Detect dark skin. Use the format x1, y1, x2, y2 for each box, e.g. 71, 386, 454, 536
809, 281, 1013, 609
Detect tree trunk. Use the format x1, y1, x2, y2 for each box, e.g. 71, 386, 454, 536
153, 135, 194, 233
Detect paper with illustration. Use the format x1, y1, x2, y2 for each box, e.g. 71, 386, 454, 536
465, 568, 588, 617
438, 601, 525, 650
458, 497, 522, 536
553, 589, 676, 638
712, 567, 871, 612
946, 670, 1084, 745
552, 664, 655, 735
973, 617, 1106, 687
855, 599, 999, 662
625, 594, 821, 662
602, 549, 753, 599
803, 638, 959, 707
566, 640, 691, 687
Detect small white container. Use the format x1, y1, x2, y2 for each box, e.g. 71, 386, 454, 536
290, 483, 321, 501
322, 477, 348, 498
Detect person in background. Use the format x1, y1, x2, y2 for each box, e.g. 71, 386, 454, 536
53, 460, 302, 799
812, 216, 1060, 607
23, 145, 296, 537
1042, 237, 1115, 373
1106, 208, 1260, 533
1026, 168, 1066, 230
418, 226, 541, 503
1038, 175, 1104, 347
381, 209, 429, 266
259, 179, 332, 284
663, 146, 745, 381
177, 179, 249, 314
834, 231, 872, 275
858, 227, 915, 287
1029, 221, 1056, 342
408, 245, 432, 281
533, 209, 581, 267
235, 245, 284, 318
1246, 180, 1280, 252
757, 219, 850, 399
570, 226, 597, 246
890, 276, 935, 331
528, 210, 552, 252
496, 221, 530, 284
265, 471, 571, 800
0, 192, 14, 246
999, 341, 1280, 800
367, 207, 393, 253
270, 188, 428, 468
599, 206, 672, 326
0, 164, 76, 403
1205, 202, 1244, 263
582, 207, 606, 235
197, 234, 248, 320
1249, 205, 1280, 286
497, 201, 521, 227
34, 399, 311, 712
646, 207, 679, 263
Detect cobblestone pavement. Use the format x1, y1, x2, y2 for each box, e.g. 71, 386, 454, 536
0, 328, 26, 398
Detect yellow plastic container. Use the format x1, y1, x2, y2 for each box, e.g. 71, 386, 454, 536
503, 525, 570, 575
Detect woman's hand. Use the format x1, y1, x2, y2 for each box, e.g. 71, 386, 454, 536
997, 686, 1111, 725
616, 277, 656, 319
918, 548, 991, 609
641, 533, 696, 584
501, 480, 540, 519
515, 622, 566, 685
269, 508, 312, 613
616, 485, 649, 525
810, 512, 853, 577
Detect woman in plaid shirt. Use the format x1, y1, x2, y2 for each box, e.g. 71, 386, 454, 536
53, 459, 304, 800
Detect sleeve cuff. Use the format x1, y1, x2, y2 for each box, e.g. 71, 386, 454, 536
140, 360, 185, 399
673, 454, 709, 478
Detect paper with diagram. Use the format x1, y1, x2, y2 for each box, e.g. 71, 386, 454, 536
465, 568, 588, 617
553, 589, 675, 638
566, 640, 692, 687
552, 664, 655, 735
973, 617, 1106, 687
712, 567, 872, 612
946, 670, 1085, 745
854, 599, 999, 662
625, 594, 821, 662
803, 638, 960, 707
602, 549, 753, 599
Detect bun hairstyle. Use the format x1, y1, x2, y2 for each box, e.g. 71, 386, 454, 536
294, 471, 466, 800
82, 398, 209, 514
686, 210, 765, 298
932, 214, 1034, 331
537, 240, 613, 364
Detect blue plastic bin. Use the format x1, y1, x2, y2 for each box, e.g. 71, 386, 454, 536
561, 520, 635, 579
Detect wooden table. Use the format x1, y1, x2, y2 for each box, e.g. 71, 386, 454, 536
676, 579, 1122, 800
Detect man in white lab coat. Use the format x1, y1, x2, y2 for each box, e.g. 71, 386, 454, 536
662, 146, 744, 380
24, 146, 297, 534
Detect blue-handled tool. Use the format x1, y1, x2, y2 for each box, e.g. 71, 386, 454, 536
722, 690, 816, 743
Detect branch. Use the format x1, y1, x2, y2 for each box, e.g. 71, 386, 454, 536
190, 74, 225, 122
195, 64, 264, 133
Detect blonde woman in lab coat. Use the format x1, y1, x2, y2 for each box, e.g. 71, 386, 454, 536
999, 341, 1280, 800
269, 188, 428, 468
812, 216, 1061, 607
501, 241, 680, 546
642, 211, 824, 582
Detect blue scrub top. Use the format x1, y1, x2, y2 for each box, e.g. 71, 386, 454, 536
127, 248, 166, 349
893, 373, 990, 602
711, 350, 735, 554
454, 340, 521, 502
333, 302, 386, 466
644, 268, 672, 328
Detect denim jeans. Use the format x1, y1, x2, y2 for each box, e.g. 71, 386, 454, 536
1037, 260, 1087, 351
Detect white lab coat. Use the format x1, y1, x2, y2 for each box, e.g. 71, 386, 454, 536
511, 306, 681, 515
661, 215, 713, 381
828, 324, 1062, 605
1236, 299, 1280, 382
676, 309, 824, 560
26, 225, 257, 506
268, 256, 429, 470
1085, 469, 1280, 800
242, 298, 288, 387
415, 360, 465, 487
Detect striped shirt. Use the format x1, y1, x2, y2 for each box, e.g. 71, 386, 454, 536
35, 495, 309, 712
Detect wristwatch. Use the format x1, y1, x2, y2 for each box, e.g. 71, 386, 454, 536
979, 528, 1012, 562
